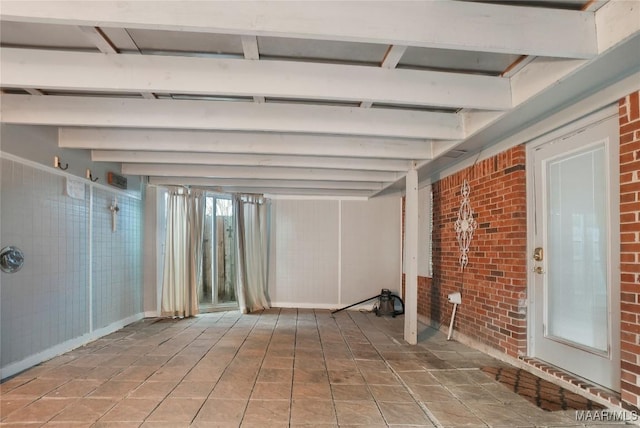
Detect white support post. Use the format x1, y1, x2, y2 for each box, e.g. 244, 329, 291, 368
404, 167, 418, 345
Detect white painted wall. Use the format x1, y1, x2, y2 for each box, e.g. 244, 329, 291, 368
142, 186, 167, 316
268, 200, 340, 307
341, 197, 402, 303
0, 124, 141, 194
268, 196, 401, 309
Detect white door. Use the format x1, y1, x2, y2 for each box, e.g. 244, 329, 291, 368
530, 115, 620, 391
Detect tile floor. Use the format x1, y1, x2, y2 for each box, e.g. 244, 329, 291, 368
0, 309, 631, 427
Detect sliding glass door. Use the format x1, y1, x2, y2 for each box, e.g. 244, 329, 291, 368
200, 195, 237, 311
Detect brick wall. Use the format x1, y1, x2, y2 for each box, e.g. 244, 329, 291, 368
428, 146, 528, 357
619, 91, 640, 408
406, 93, 639, 406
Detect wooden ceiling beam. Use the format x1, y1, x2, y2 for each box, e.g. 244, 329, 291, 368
0, 1, 598, 58
2, 94, 463, 140
61, 128, 435, 159
0, 47, 511, 110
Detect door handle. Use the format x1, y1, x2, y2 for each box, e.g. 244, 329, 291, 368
533, 247, 544, 261
533, 266, 544, 274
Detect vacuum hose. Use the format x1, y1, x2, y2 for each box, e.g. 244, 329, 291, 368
331, 289, 404, 316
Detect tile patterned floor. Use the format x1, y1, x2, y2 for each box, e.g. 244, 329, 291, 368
0, 309, 632, 427
480, 367, 605, 412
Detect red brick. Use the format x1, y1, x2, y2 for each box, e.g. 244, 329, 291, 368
621, 120, 640, 136
621, 93, 640, 409
631, 92, 640, 121
423, 145, 527, 355
410, 92, 640, 406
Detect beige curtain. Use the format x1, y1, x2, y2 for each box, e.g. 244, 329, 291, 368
234, 195, 270, 313
161, 188, 205, 317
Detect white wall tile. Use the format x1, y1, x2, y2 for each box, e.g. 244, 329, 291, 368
0, 158, 144, 372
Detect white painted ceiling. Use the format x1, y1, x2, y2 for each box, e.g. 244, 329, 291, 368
1, 1, 638, 198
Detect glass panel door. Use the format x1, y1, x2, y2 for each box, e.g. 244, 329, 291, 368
200, 195, 237, 311
531, 115, 620, 391
546, 146, 608, 352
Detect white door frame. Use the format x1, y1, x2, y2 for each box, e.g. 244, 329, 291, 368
525, 105, 620, 389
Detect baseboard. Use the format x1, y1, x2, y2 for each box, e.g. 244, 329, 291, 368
144, 310, 160, 318
269, 302, 378, 312
91, 313, 145, 338
270, 302, 337, 310
0, 312, 144, 380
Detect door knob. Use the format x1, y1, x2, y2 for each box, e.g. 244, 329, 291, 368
533, 266, 544, 274
533, 247, 544, 261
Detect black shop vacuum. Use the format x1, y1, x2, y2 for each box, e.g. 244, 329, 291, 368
331, 289, 405, 317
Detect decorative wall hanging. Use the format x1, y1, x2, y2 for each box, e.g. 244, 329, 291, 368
454, 179, 477, 270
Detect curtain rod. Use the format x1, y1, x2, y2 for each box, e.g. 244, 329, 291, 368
151, 183, 266, 199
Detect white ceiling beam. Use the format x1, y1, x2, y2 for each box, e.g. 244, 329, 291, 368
244, 188, 374, 199
122, 164, 399, 182
101, 27, 139, 51
0, 48, 511, 110
361, 44, 408, 109
595, 0, 640, 53
77, 25, 118, 53
24, 88, 44, 96
91, 151, 414, 172
61, 128, 434, 160
148, 176, 383, 191
84, 26, 156, 100
240, 35, 265, 104
381, 45, 408, 69
149, 177, 375, 198
2, 95, 462, 140
264, 193, 370, 201
506, 0, 640, 107
510, 58, 586, 107
0, 1, 597, 58
241, 35, 260, 60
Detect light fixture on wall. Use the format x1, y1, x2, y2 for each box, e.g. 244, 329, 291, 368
86, 169, 99, 182
454, 179, 477, 270
53, 155, 68, 171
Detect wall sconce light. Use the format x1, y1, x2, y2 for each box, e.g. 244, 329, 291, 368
54, 156, 68, 171
86, 169, 99, 182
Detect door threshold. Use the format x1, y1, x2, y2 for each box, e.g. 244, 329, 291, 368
199, 304, 238, 313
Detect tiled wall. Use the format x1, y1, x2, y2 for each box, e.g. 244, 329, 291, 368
0, 158, 143, 375
619, 91, 640, 408
1, 159, 89, 364
92, 188, 143, 329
